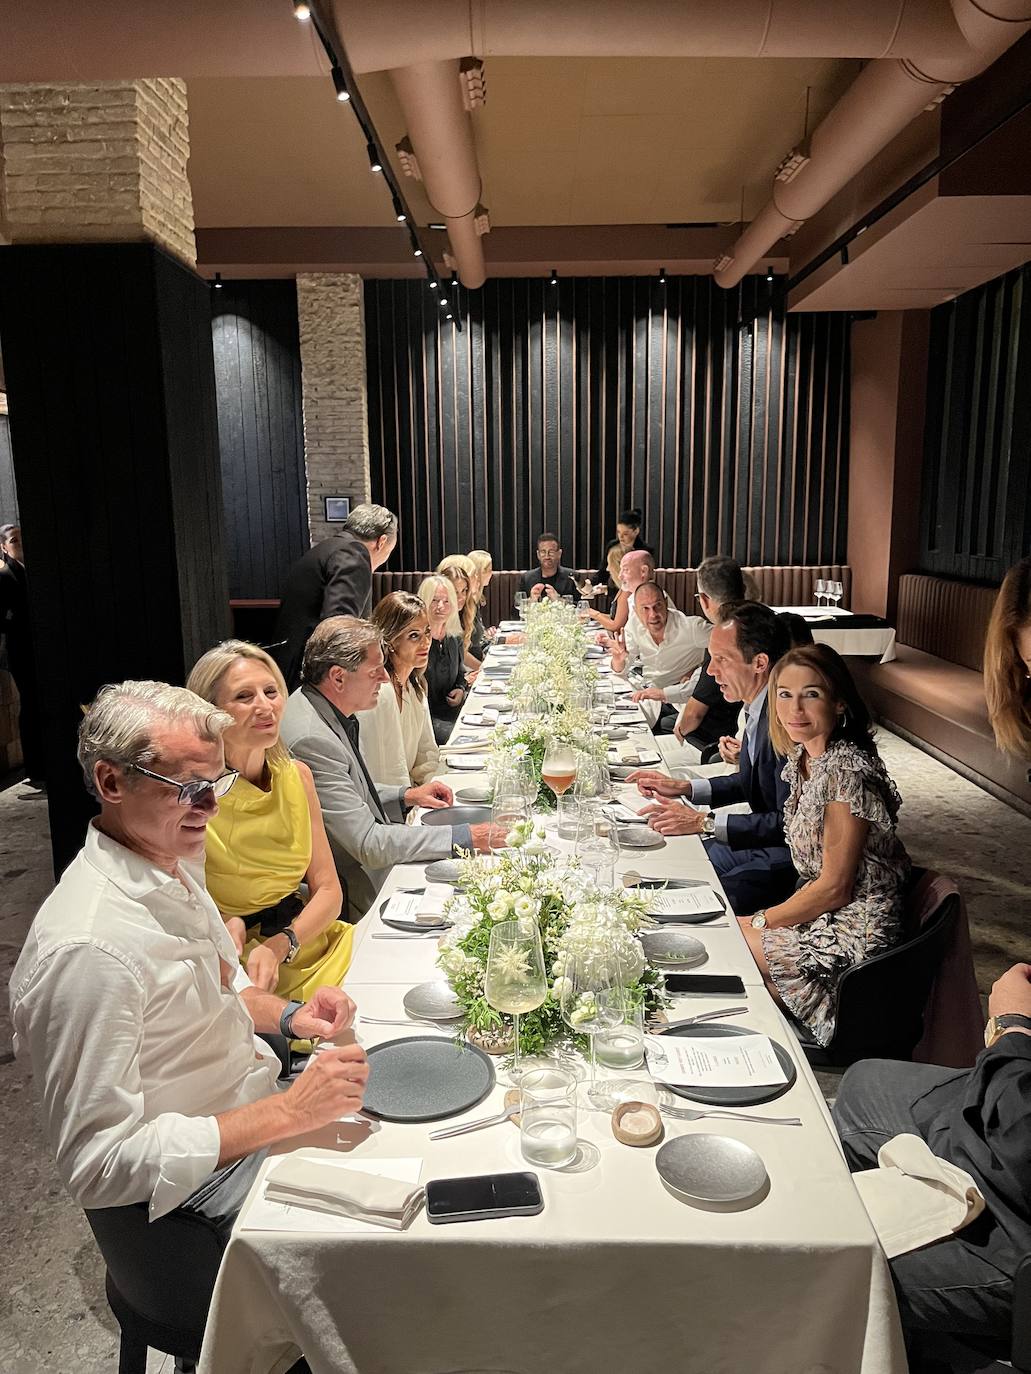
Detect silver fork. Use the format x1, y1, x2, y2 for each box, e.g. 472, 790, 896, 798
429, 1103, 520, 1140
658, 1100, 802, 1126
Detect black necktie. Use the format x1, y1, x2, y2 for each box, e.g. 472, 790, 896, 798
339, 713, 389, 822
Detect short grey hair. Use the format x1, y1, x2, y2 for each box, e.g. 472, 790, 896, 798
343, 503, 397, 542
77, 680, 234, 800
301, 617, 383, 686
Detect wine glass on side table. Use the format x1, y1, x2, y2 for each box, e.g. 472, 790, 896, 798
484, 918, 548, 1085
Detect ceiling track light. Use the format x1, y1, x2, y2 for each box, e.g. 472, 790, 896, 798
439, 297, 449, 308
331, 66, 350, 102
393, 196, 407, 223
292, 1, 310, 19
765, 266, 774, 283
413, 245, 423, 258
549, 268, 558, 286
658, 266, 666, 284
429, 279, 439, 290
446, 313, 454, 321
366, 142, 383, 173
213, 271, 223, 290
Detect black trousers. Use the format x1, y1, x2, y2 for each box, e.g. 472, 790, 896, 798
833, 1060, 1012, 1360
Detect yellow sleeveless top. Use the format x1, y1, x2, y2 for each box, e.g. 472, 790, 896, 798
205, 755, 312, 919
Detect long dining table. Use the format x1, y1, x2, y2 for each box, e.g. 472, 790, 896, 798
198, 638, 908, 1374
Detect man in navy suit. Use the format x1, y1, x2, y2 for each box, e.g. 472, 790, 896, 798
627, 601, 797, 914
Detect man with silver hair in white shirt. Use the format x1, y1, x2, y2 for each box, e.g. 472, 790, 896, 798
9, 680, 368, 1236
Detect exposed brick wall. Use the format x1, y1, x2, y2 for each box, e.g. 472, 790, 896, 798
296, 273, 371, 546
0, 79, 195, 266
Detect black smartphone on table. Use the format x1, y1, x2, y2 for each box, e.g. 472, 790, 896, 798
663, 973, 747, 996
425, 1171, 544, 1225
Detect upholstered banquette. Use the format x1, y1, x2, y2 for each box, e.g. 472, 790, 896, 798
851, 574, 1031, 811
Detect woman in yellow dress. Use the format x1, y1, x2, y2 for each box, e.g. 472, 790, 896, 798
186, 639, 353, 1000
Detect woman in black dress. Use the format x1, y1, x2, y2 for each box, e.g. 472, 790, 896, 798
591, 507, 653, 598
418, 574, 467, 744
0, 523, 45, 789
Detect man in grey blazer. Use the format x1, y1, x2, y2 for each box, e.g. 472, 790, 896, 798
281, 617, 500, 920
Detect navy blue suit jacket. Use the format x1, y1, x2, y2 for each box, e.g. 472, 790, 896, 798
704, 707, 790, 851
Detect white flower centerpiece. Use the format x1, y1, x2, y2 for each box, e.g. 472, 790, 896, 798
437, 841, 668, 1057
491, 600, 605, 810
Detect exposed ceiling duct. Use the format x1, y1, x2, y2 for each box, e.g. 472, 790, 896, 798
390, 60, 487, 289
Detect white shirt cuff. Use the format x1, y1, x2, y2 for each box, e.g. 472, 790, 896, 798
690, 777, 713, 807
148, 1114, 224, 1220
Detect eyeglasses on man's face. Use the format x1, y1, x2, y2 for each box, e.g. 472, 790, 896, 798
128, 764, 238, 807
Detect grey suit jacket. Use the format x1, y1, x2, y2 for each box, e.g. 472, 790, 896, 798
280, 686, 460, 919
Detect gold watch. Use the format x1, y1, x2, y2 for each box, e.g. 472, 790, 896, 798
984, 1013, 1031, 1047
750, 911, 768, 930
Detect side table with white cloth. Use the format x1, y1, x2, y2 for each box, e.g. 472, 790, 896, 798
772, 606, 897, 663
198, 639, 907, 1374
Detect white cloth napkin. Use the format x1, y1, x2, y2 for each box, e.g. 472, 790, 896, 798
853, 1133, 985, 1258
265, 1157, 424, 1230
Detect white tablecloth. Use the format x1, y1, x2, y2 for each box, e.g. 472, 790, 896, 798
772, 607, 897, 663
198, 645, 907, 1374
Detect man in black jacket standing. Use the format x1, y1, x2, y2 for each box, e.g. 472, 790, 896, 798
273, 503, 397, 690
834, 962, 1031, 1364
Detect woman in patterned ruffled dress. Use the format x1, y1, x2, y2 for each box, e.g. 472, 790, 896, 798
738, 643, 910, 1046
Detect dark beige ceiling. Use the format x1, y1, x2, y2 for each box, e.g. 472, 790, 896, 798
186, 56, 857, 231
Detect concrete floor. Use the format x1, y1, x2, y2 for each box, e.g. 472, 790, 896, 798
1, 730, 1029, 1372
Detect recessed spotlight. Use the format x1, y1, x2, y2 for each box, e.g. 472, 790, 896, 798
293, 2, 310, 20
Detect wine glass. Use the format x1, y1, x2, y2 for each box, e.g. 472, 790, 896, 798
591, 679, 615, 727
558, 950, 626, 1109
515, 591, 528, 621
541, 738, 577, 799
576, 597, 590, 622
576, 804, 620, 887
491, 791, 529, 853
484, 917, 548, 1084
814, 578, 827, 608
831, 580, 843, 609
495, 756, 538, 811
573, 752, 613, 805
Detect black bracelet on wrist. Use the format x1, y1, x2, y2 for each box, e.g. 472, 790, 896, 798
279, 999, 304, 1039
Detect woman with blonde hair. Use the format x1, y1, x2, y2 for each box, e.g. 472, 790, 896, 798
436, 553, 482, 668
738, 643, 909, 1046
419, 574, 468, 743
357, 591, 441, 816
984, 555, 1031, 758
186, 639, 353, 1000
467, 549, 495, 656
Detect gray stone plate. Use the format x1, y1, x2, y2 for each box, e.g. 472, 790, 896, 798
640, 929, 708, 968
403, 980, 464, 1021
655, 1022, 797, 1106
617, 825, 666, 849
655, 1134, 769, 1207
420, 805, 492, 827
362, 1036, 495, 1123
455, 785, 494, 804
424, 859, 465, 885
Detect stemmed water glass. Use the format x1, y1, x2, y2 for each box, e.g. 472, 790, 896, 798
558, 950, 626, 1109
575, 804, 620, 887
484, 917, 548, 1084
491, 790, 530, 853
515, 591, 528, 621
814, 578, 827, 608
829, 580, 843, 610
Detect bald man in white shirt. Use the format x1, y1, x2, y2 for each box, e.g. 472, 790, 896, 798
609, 581, 710, 730
10, 680, 368, 1235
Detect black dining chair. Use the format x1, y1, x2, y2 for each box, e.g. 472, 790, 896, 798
790, 870, 960, 1068
84, 1201, 226, 1373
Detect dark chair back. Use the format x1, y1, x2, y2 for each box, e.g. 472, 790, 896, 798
799, 869, 959, 1067
85, 1201, 226, 1371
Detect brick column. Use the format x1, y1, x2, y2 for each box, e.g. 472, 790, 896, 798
0, 79, 195, 266
296, 273, 372, 545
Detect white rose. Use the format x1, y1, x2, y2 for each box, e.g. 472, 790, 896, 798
513, 895, 536, 919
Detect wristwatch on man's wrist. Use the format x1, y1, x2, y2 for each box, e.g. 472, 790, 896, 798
984, 1013, 1031, 1047
279, 999, 304, 1039
280, 925, 300, 965
701, 812, 716, 839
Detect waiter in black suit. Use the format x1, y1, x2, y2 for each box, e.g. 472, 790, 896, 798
273, 503, 397, 690
627, 601, 797, 914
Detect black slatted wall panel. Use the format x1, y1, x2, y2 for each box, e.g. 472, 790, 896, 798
920, 263, 1031, 583
211, 281, 308, 598
365, 277, 851, 571
0, 414, 17, 522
